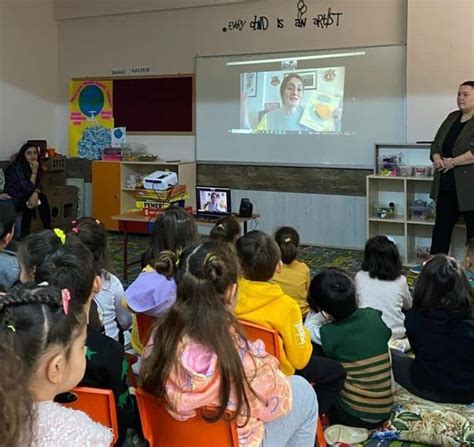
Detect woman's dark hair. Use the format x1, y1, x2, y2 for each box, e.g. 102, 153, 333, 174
141, 241, 256, 424
413, 255, 474, 313
361, 235, 402, 281
274, 226, 300, 264
0, 201, 16, 241
13, 143, 41, 166
236, 230, 280, 281
460, 81, 474, 89
308, 268, 357, 321
69, 217, 112, 274
0, 283, 86, 446
17, 230, 63, 278
279, 74, 305, 99
210, 216, 241, 244
142, 207, 199, 268
35, 239, 100, 315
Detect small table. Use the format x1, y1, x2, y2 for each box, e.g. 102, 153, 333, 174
112, 211, 260, 280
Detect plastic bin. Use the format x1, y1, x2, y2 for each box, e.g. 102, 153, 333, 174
377, 153, 403, 176
413, 166, 431, 177
399, 165, 413, 177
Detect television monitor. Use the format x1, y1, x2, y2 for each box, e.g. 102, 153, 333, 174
196, 186, 232, 218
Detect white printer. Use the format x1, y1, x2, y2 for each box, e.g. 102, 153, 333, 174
143, 171, 178, 190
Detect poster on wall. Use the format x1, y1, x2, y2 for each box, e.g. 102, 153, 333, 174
69, 80, 114, 159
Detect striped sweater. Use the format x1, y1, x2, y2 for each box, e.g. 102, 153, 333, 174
320, 308, 393, 422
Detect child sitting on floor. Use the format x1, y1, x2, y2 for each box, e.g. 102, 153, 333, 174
141, 240, 318, 447
209, 215, 241, 244
392, 255, 474, 404
0, 283, 112, 446
273, 226, 311, 316
309, 268, 393, 429
70, 217, 131, 343
355, 235, 412, 350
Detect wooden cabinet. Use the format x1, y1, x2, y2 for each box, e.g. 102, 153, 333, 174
92, 160, 196, 231
92, 161, 121, 230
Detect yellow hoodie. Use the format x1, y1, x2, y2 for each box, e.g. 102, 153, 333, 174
235, 278, 312, 375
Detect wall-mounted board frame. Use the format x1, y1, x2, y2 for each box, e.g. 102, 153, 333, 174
72, 74, 194, 135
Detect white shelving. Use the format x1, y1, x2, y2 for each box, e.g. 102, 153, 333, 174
367, 174, 466, 265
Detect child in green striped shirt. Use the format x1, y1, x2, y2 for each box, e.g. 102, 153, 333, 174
308, 268, 393, 429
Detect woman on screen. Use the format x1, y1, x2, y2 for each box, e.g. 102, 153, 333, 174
257, 74, 309, 132
429, 81, 474, 255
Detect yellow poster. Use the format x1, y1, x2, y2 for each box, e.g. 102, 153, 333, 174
69, 80, 114, 158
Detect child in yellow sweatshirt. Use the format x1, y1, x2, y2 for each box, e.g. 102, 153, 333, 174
235, 231, 346, 415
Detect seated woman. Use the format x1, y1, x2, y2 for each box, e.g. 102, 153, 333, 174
4, 143, 51, 237
392, 254, 474, 403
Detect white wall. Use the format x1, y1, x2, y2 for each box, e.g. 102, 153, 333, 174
0, 0, 58, 159
56, 0, 406, 159
407, 0, 474, 142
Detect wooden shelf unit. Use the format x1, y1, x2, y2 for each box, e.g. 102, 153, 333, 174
367, 174, 466, 265
92, 160, 196, 231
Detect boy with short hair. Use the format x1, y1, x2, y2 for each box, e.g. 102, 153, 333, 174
463, 238, 474, 286
235, 231, 346, 415
0, 201, 20, 291
308, 268, 393, 429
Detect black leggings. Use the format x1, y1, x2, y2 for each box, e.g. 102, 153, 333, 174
15, 192, 51, 237
296, 353, 346, 415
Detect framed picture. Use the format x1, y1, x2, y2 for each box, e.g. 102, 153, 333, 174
284, 71, 317, 90
243, 72, 257, 97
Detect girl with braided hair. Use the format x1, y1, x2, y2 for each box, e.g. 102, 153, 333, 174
141, 241, 318, 447
0, 283, 112, 447
392, 254, 474, 403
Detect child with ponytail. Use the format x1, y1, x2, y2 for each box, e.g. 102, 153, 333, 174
273, 226, 311, 316
141, 241, 318, 447
69, 217, 132, 342
0, 283, 112, 446
210, 215, 241, 244
126, 207, 199, 353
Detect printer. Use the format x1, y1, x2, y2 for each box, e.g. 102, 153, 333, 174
143, 170, 178, 190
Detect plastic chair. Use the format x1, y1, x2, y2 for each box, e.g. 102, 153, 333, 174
238, 320, 281, 360
136, 313, 155, 346
135, 388, 239, 447
239, 320, 327, 446
61, 386, 119, 444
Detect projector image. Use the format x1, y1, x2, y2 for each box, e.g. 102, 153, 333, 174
143, 171, 178, 190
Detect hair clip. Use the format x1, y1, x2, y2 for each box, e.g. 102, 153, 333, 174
61, 288, 71, 315
284, 237, 291, 243
385, 235, 396, 244
204, 253, 218, 264
217, 224, 225, 230
71, 227, 79, 234
95, 219, 101, 225
71, 220, 77, 225
54, 228, 66, 244
7, 324, 16, 333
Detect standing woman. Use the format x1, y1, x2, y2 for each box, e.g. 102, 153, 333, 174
5, 143, 51, 238
430, 81, 474, 254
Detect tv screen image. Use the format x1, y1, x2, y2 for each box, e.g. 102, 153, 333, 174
196, 187, 231, 216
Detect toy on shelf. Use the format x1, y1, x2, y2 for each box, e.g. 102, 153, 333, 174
377, 153, 402, 176
375, 202, 397, 219
408, 199, 435, 221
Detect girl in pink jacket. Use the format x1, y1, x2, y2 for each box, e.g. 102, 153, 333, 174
141, 241, 318, 447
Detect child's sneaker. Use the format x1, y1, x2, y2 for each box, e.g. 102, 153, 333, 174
409, 264, 423, 274
324, 424, 369, 445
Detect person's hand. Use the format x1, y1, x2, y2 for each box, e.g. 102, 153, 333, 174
441, 157, 455, 173
0, 193, 11, 200
29, 160, 39, 173
27, 191, 39, 208
432, 155, 444, 171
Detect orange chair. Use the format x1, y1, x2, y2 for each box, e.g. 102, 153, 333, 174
238, 320, 281, 359
135, 387, 239, 447
61, 386, 119, 444
136, 313, 155, 346
238, 320, 327, 447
